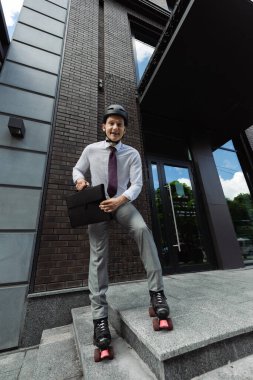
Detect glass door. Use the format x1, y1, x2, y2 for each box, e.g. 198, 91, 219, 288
149, 159, 211, 273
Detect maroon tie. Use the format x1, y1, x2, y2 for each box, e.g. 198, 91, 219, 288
107, 146, 117, 197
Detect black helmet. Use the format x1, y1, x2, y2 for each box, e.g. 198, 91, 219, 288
103, 104, 128, 126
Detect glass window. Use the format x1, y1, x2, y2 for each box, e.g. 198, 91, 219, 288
150, 161, 208, 270
151, 164, 168, 255
132, 38, 155, 83
213, 141, 253, 265
163, 165, 207, 266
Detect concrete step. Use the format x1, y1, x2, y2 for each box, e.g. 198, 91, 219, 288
106, 270, 253, 380
192, 353, 253, 379
72, 306, 157, 380
33, 324, 83, 380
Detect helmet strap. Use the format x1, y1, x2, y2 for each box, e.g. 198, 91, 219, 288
105, 136, 120, 146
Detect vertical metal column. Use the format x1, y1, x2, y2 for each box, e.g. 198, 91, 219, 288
190, 134, 244, 269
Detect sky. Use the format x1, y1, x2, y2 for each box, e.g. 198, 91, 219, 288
1, 0, 24, 39
134, 39, 154, 81
152, 149, 250, 201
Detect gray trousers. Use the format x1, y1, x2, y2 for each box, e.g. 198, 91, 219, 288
88, 202, 164, 320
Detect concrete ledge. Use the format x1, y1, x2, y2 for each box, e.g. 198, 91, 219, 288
107, 270, 253, 380
163, 331, 253, 380
21, 289, 90, 347
193, 353, 253, 379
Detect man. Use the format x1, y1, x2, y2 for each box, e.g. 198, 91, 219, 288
73, 104, 170, 351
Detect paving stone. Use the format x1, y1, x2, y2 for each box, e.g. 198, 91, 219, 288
18, 348, 38, 380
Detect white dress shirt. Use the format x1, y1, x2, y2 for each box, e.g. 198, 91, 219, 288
72, 140, 143, 201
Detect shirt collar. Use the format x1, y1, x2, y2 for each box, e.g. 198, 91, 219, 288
104, 140, 122, 151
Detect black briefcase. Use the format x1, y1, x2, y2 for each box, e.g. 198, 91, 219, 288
66, 184, 111, 227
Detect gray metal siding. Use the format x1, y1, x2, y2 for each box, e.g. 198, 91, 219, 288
0, 115, 51, 152
19, 7, 65, 37
0, 62, 58, 96
0, 234, 35, 284
7, 41, 61, 74
0, 0, 69, 350
0, 286, 28, 349
13, 23, 63, 54
0, 86, 55, 122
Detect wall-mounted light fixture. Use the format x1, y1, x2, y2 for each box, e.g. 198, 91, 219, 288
8, 117, 25, 138
98, 78, 103, 90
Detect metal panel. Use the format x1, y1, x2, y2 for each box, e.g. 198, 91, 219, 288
0, 188, 41, 229
0, 233, 35, 284
23, 0, 66, 22
19, 7, 65, 37
13, 23, 63, 55
0, 115, 51, 153
7, 41, 61, 74
0, 86, 54, 122
1, 62, 57, 96
0, 0, 69, 352
0, 149, 47, 187
47, 0, 68, 9
0, 285, 28, 350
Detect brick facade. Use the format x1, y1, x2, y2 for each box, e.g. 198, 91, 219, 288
33, 0, 165, 292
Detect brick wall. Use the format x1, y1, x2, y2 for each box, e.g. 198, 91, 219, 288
33, 0, 164, 292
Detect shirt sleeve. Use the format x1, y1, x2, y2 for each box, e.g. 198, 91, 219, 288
122, 150, 143, 201
72, 146, 90, 184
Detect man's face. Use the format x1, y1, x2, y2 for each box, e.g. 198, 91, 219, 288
102, 115, 126, 142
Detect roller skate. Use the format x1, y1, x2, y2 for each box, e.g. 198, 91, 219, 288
93, 318, 114, 362
149, 290, 173, 331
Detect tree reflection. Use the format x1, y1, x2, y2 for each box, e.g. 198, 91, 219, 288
155, 181, 205, 264
226, 194, 253, 260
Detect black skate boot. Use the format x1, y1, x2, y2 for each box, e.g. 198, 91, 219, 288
149, 290, 170, 319
149, 290, 173, 331
93, 318, 114, 362
93, 318, 111, 349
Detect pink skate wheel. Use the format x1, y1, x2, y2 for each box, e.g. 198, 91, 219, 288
101, 349, 110, 359
160, 320, 169, 329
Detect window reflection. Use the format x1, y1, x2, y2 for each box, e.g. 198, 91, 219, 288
132, 38, 155, 82
164, 165, 206, 265
150, 163, 207, 267
151, 164, 168, 256
213, 141, 253, 265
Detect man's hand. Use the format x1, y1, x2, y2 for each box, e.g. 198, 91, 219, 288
99, 195, 128, 213
75, 178, 89, 191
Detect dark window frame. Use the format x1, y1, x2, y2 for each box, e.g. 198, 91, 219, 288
0, 2, 10, 70
129, 16, 162, 83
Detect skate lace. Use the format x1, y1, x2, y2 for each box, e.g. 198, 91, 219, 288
154, 291, 164, 304
97, 319, 107, 333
